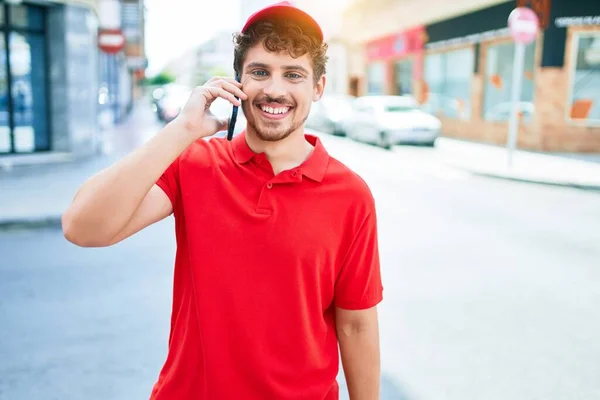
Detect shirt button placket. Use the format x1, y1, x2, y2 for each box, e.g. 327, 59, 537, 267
256, 181, 274, 214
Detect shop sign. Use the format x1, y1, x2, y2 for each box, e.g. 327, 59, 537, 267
366, 27, 425, 61
555, 15, 600, 27
425, 28, 509, 50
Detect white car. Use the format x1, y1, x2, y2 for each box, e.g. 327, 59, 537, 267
306, 94, 355, 136
345, 95, 441, 148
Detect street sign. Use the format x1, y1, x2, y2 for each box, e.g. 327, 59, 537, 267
98, 29, 125, 54
506, 7, 539, 168
508, 7, 539, 44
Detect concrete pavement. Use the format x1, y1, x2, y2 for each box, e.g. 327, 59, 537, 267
436, 138, 600, 190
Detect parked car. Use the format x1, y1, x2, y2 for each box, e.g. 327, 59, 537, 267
345, 95, 441, 148
306, 94, 355, 135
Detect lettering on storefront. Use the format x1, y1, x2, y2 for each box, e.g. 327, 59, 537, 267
517, 0, 551, 29
366, 26, 425, 61
425, 28, 510, 50
555, 16, 600, 27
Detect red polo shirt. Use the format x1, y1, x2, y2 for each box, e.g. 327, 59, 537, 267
151, 132, 383, 400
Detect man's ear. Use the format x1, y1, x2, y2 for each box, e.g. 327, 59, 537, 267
313, 74, 326, 101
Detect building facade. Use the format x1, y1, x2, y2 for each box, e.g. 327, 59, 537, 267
340, 0, 600, 152
0, 0, 146, 160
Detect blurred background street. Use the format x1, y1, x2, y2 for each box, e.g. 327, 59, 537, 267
2, 0, 600, 399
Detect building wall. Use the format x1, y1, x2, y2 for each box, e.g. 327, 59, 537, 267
339, 0, 600, 152
537, 25, 600, 152
62, 4, 100, 157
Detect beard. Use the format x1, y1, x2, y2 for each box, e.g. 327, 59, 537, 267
242, 98, 309, 142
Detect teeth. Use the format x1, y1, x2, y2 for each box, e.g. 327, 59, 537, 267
261, 106, 289, 115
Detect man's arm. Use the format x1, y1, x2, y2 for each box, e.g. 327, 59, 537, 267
62, 77, 246, 247
62, 120, 193, 247
336, 306, 380, 400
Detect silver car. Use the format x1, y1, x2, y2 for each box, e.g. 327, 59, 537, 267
306, 94, 355, 136
346, 95, 441, 148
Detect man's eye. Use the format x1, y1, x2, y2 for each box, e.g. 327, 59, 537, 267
287, 73, 302, 79
252, 70, 268, 77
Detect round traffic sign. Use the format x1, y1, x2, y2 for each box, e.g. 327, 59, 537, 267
98, 29, 125, 54
508, 7, 539, 44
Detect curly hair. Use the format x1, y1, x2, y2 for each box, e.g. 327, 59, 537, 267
233, 20, 328, 85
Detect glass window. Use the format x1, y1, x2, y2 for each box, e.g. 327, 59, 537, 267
394, 59, 413, 95
10, 32, 48, 152
9, 5, 44, 30
0, 33, 9, 153
483, 41, 536, 122
366, 62, 385, 95
423, 47, 474, 120
568, 33, 600, 125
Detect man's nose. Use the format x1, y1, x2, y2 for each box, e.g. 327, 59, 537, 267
262, 76, 287, 99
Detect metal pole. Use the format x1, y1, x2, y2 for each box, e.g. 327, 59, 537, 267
507, 42, 525, 168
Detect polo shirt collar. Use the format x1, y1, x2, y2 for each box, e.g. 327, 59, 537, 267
232, 131, 329, 182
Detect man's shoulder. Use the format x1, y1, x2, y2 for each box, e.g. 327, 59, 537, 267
325, 156, 375, 208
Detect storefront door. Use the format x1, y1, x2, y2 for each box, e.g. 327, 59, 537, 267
0, 4, 48, 154
395, 58, 414, 95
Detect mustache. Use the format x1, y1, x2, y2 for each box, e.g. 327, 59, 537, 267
253, 96, 295, 107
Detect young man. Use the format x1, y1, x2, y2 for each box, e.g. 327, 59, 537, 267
62, 2, 383, 399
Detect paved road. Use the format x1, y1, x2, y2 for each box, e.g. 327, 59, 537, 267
2, 105, 600, 400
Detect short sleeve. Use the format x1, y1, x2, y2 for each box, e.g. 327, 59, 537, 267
156, 157, 180, 208
334, 211, 383, 310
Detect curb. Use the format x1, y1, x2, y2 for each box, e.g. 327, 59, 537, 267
449, 164, 600, 191
0, 215, 63, 231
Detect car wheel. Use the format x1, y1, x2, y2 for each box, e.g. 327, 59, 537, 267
378, 131, 391, 150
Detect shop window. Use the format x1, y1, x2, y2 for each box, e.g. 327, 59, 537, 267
568, 33, 600, 125
0, 33, 8, 153
367, 62, 385, 95
0, 3, 47, 154
423, 47, 474, 120
483, 41, 536, 123
394, 59, 413, 95
11, 32, 48, 152
9, 5, 44, 30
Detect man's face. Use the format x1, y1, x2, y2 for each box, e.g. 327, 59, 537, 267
241, 41, 325, 142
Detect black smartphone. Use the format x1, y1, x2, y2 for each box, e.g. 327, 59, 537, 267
227, 74, 241, 141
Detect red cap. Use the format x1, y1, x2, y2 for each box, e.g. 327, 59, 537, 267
241, 1, 323, 42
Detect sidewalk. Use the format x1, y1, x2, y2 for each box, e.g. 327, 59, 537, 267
0, 102, 162, 230
436, 138, 600, 191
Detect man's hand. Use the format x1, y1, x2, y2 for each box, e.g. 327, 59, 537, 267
175, 76, 247, 139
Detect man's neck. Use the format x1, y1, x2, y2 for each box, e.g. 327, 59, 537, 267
245, 128, 314, 175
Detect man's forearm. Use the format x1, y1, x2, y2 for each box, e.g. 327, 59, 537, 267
338, 321, 380, 399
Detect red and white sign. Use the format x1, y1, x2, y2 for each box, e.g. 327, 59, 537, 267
508, 7, 539, 44
98, 29, 125, 54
